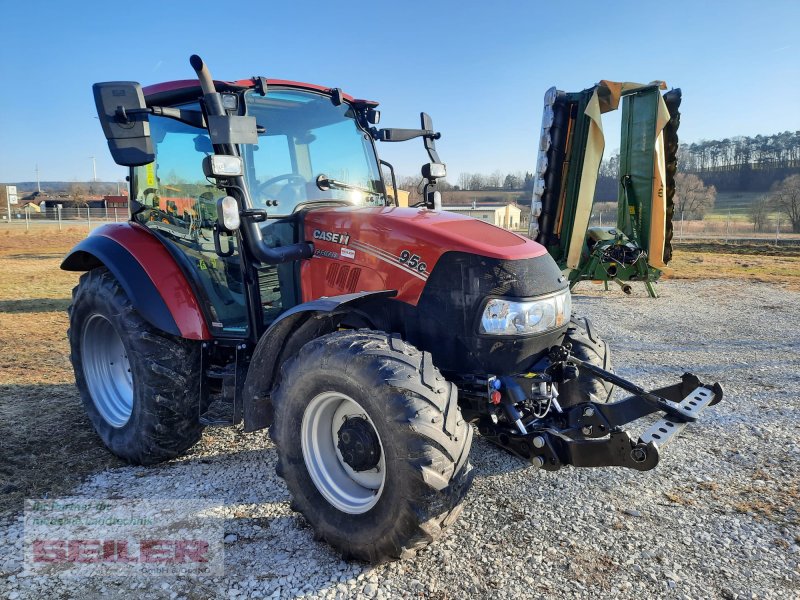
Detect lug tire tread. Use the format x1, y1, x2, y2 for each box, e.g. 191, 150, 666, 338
271, 329, 474, 563
558, 316, 613, 405
68, 267, 204, 465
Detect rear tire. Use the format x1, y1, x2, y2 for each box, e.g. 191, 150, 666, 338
557, 316, 613, 406
271, 330, 474, 563
68, 267, 204, 465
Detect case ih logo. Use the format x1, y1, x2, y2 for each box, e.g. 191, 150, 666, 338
313, 229, 350, 245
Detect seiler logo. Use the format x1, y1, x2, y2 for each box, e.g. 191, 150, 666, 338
313, 229, 350, 245
32, 538, 209, 564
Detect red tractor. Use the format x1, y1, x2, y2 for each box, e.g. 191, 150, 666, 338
64, 56, 722, 562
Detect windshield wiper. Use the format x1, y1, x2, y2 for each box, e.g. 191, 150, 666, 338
315, 174, 375, 196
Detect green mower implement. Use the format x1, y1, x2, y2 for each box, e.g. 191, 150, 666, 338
530, 81, 682, 297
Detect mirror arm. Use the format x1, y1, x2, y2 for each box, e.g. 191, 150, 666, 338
380, 160, 399, 207
240, 208, 268, 223
116, 105, 207, 129
374, 128, 440, 143
425, 143, 441, 165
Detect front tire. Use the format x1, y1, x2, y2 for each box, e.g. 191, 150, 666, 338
68, 267, 204, 465
557, 316, 613, 406
271, 330, 474, 563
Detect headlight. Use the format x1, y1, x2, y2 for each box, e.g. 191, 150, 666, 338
479, 289, 571, 336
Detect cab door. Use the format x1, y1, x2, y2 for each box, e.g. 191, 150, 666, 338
131, 112, 249, 337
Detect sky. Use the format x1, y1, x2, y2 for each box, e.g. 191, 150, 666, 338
1, 0, 798, 186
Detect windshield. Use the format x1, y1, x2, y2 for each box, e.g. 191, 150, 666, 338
243, 89, 385, 216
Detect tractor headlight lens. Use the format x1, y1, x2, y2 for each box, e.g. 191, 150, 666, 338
479, 290, 571, 336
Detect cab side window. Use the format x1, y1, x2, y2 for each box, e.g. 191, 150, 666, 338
132, 113, 248, 335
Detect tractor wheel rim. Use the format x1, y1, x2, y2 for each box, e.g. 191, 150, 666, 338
301, 391, 386, 514
81, 314, 134, 428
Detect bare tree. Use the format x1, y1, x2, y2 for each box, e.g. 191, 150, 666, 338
457, 172, 471, 191
747, 195, 771, 232
468, 173, 485, 191
770, 174, 800, 233
485, 170, 503, 189
398, 175, 423, 204
67, 183, 90, 209
673, 173, 716, 219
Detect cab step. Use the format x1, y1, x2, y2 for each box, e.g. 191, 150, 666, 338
200, 396, 236, 426
198, 344, 248, 427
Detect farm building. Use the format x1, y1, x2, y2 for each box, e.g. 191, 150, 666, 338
104, 195, 129, 209
443, 202, 523, 230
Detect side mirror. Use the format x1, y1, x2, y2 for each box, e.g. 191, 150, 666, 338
422, 162, 446, 180
92, 82, 154, 166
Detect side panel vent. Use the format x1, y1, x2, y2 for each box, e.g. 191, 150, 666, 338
326, 263, 362, 293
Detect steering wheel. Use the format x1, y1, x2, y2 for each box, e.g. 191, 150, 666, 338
256, 173, 306, 196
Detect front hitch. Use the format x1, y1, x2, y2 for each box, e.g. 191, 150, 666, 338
479, 352, 723, 472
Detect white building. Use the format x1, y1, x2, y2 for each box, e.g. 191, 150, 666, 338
443, 203, 523, 230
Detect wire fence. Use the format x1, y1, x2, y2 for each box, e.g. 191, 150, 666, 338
4, 205, 799, 244
586, 211, 799, 243
1, 207, 129, 231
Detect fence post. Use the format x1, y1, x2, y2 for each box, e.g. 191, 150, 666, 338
25, 209, 29, 231
114, 207, 118, 222
775, 217, 780, 246
725, 210, 730, 243
679, 211, 684, 242
87, 206, 91, 231
57, 205, 62, 231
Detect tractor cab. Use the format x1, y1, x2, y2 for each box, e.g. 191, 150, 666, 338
93, 61, 445, 341
129, 85, 387, 335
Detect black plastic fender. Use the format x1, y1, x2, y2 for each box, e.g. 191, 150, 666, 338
242, 290, 397, 432
61, 234, 181, 336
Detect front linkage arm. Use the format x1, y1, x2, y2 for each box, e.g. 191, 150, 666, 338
479, 347, 723, 472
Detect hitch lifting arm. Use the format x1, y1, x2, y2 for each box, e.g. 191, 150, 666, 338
480, 348, 723, 473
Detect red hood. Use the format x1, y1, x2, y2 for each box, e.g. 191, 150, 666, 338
301, 207, 547, 305
306, 207, 545, 261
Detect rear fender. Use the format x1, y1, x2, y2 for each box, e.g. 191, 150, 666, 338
61, 223, 211, 340
242, 290, 396, 432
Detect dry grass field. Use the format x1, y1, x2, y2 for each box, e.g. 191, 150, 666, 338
665, 241, 800, 291
0, 228, 798, 518
0, 229, 121, 517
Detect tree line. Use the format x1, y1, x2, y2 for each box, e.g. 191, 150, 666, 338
677, 131, 800, 191
392, 171, 538, 194
419, 131, 799, 197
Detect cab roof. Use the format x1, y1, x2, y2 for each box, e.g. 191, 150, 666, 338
142, 78, 378, 108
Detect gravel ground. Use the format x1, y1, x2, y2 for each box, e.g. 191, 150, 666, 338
1, 279, 798, 599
